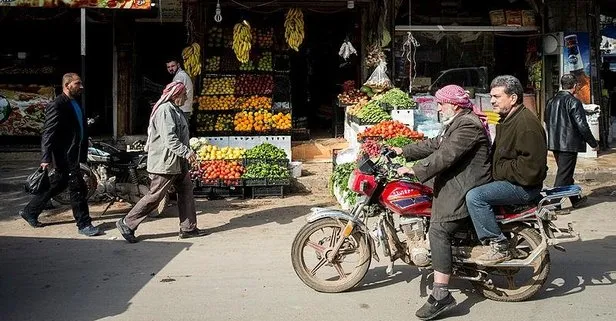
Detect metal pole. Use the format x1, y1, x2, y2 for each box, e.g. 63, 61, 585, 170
112, 14, 118, 139
81, 8, 86, 113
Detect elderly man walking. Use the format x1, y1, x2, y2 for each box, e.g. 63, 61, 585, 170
116, 81, 207, 243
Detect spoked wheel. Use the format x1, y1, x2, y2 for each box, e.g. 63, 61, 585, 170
472, 224, 551, 302
52, 165, 97, 205
291, 218, 371, 293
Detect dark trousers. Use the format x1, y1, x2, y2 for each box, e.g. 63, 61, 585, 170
23, 169, 92, 229
123, 172, 197, 232
429, 218, 468, 275
553, 151, 581, 204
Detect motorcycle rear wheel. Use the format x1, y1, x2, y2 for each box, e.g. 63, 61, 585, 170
51, 165, 97, 205
291, 218, 371, 293
472, 224, 550, 302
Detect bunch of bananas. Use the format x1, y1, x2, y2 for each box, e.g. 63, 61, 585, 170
284, 8, 304, 51
182, 43, 202, 77
233, 21, 252, 63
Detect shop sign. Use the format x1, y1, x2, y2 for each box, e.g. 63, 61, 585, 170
137, 0, 182, 23
0, 87, 54, 137
0, 0, 151, 9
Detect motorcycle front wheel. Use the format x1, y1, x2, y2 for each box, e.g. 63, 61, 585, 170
472, 224, 550, 302
291, 218, 371, 293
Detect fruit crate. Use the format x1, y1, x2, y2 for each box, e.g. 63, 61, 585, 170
267, 178, 291, 186
220, 178, 243, 187
243, 178, 268, 186
200, 178, 222, 187
243, 158, 289, 167
250, 185, 285, 198
194, 186, 245, 199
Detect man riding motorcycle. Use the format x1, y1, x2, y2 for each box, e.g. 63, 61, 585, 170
391, 85, 491, 320
466, 75, 548, 265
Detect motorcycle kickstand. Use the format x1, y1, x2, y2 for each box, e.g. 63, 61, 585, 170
101, 200, 116, 216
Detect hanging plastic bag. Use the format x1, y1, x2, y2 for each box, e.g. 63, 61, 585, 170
24, 166, 50, 195
364, 59, 392, 93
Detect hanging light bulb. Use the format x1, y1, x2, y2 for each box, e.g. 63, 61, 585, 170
347, 0, 355, 9
215, 0, 223, 23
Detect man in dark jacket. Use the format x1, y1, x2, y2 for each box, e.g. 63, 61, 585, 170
545, 74, 598, 208
466, 75, 547, 265
20, 73, 100, 236
392, 85, 491, 320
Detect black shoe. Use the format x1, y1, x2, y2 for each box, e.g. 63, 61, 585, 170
78, 225, 102, 237
179, 228, 209, 239
572, 196, 588, 209
116, 218, 138, 243
415, 294, 457, 320
19, 210, 44, 228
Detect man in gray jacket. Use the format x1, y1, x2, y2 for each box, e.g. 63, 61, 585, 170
116, 81, 207, 243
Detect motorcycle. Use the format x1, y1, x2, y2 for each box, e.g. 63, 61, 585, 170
52, 118, 169, 215
291, 150, 581, 301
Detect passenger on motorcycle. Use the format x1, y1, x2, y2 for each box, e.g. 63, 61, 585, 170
391, 84, 491, 320
466, 75, 548, 265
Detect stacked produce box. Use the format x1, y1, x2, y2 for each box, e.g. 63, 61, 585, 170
189, 139, 290, 198
192, 22, 293, 198
340, 86, 418, 146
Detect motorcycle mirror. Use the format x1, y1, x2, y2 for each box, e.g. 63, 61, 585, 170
0, 95, 11, 124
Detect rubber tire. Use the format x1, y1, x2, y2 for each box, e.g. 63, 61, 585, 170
472, 224, 551, 302
291, 218, 371, 293
52, 164, 97, 205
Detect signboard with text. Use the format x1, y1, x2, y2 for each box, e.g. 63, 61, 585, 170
0, 0, 151, 9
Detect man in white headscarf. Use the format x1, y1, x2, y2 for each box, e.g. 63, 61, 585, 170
116, 81, 207, 243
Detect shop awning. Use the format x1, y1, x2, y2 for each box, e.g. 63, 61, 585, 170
395, 25, 539, 34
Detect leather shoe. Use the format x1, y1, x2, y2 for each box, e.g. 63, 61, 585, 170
116, 218, 138, 243
179, 228, 209, 239
572, 196, 588, 209
20, 211, 44, 228
415, 294, 457, 320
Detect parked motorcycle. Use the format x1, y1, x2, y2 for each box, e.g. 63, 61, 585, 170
291, 150, 581, 301
52, 118, 169, 215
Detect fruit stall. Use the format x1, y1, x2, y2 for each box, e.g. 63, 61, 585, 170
187, 17, 296, 198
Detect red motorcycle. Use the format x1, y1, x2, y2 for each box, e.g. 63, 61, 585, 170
291, 150, 581, 301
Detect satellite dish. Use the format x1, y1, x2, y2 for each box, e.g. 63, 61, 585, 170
543, 34, 560, 55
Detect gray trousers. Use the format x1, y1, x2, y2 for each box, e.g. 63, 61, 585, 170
124, 172, 197, 232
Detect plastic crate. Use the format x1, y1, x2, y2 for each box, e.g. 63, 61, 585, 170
251, 186, 285, 198
220, 178, 243, 187
267, 178, 291, 186
200, 178, 221, 187
243, 178, 268, 186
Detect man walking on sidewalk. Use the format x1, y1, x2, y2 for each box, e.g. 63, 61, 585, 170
545, 74, 599, 208
116, 81, 207, 243
20, 73, 101, 236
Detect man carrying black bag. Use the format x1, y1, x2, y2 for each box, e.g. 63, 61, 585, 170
20, 73, 100, 236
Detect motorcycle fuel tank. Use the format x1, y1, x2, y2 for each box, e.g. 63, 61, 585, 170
379, 180, 432, 216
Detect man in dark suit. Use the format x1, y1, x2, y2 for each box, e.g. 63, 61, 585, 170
20, 73, 101, 236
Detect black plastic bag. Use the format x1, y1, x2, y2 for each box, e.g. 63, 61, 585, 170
24, 166, 50, 194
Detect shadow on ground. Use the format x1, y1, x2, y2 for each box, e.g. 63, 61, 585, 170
0, 236, 191, 321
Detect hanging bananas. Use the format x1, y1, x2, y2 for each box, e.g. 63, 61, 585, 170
284, 8, 304, 51
182, 43, 202, 77
233, 21, 252, 63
